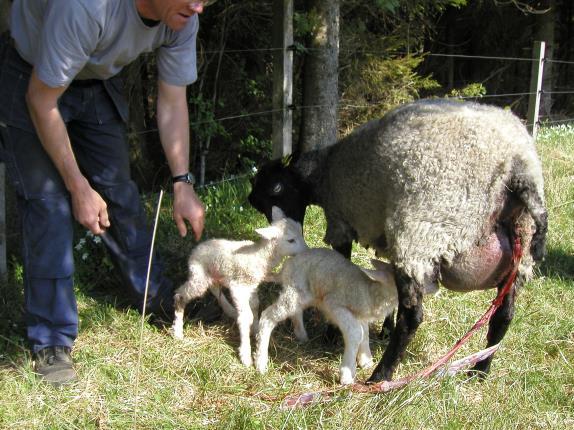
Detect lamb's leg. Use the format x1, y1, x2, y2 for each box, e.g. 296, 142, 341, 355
290, 309, 309, 342
172, 271, 210, 339
324, 304, 363, 385
210, 286, 238, 319
255, 286, 307, 373
249, 292, 260, 335
470, 275, 520, 377
323, 241, 353, 344
229, 284, 257, 366
357, 320, 374, 369
368, 267, 424, 382
172, 288, 187, 340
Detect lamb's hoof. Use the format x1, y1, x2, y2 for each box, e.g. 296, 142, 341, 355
239, 351, 253, 367
172, 327, 184, 340
255, 358, 268, 374
294, 331, 309, 343
340, 368, 355, 385
358, 356, 374, 369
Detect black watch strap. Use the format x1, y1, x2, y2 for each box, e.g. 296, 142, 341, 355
172, 172, 196, 185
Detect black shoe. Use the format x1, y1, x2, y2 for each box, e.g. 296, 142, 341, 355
34, 346, 77, 387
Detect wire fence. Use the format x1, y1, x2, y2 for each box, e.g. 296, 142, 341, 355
190, 44, 574, 190
127, 47, 574, 148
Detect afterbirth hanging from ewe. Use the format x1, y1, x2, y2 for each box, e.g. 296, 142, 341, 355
248, 98, 548, 382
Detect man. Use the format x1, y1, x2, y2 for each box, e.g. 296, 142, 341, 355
0, 0, 214, 386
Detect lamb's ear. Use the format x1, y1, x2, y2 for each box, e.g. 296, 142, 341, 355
271, 206, 286, 221
361, 262, 394, 285
360, 267, 382, 282
371, 258, 392, 272
255, 225, 280, 240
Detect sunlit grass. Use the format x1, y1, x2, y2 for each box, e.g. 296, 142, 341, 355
0, 126, 573, 429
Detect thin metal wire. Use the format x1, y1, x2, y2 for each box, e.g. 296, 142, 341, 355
546, 58, 574, 65
132, 189, 164, 429
543, 90, 574, 95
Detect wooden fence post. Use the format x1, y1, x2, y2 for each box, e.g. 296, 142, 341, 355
527, 41, 546, 139
271, 0, 293, 159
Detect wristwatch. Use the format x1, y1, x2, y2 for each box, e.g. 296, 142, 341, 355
172, 172, 196, 185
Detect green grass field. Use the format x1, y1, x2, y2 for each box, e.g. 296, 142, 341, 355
0, 125, 573, 429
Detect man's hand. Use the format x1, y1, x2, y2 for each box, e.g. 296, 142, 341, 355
173, 182, 205, 240
69, 178, 110, 235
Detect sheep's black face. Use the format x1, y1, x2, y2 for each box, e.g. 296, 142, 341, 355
248, 159, 309, 225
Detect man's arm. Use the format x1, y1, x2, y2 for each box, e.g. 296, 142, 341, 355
26, 70, 110, 234
157, 79, 205, 240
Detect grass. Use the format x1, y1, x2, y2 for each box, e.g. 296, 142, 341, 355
1, 125, 573, 429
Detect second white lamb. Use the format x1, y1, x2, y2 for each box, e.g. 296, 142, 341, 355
255, 248, 398, 384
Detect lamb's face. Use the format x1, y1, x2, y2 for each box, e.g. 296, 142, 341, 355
248, 159, 308, 225
274, 218, 308, 257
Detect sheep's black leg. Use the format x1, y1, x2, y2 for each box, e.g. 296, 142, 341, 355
333, 242, 352, 259
368, 268, 423, 382
511, 159, 548, 262
470, 276, 520, 377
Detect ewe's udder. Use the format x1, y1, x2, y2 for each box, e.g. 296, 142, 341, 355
440, 229, 512, 292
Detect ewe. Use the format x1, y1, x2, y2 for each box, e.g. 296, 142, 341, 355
248, 99, 547, 381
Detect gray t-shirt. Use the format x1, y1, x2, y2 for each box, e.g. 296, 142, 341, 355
10, 0, 198, 87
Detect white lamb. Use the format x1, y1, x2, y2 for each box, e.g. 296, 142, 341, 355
172, 207, 308, 366
255, 248, 398, 385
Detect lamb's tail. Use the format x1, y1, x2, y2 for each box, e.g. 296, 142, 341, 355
510, 155, 548, 263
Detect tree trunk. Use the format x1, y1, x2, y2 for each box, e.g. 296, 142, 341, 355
299, 0, 339, 152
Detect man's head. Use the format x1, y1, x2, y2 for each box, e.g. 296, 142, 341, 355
137, 0, 218, 31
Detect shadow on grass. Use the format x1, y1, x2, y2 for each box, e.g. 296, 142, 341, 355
538, 247, 574, 282
0, 278, 28, 368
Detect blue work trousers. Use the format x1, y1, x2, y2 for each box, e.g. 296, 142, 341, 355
0, 39, 173, 353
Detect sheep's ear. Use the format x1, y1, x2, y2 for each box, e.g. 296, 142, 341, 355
255, 225, 280, 240
271, 206, 286, 221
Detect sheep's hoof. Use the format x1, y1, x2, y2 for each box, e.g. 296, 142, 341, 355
467, 360, 491, 380
366, 366, 392, 383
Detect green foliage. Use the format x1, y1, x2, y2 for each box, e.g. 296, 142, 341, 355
447, 82, 487, 98
340, 53, 440, 131
188, 94, 230, 143
237, 134, 272, 171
